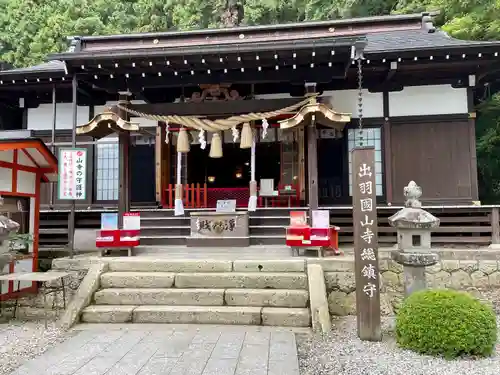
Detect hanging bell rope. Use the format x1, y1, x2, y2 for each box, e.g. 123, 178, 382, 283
240, 122, 253, 149
115, 96, 315, 133
209, 132, 223, 158
176, 127, 190, 153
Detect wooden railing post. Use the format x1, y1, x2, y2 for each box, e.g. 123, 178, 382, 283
490, 207, 500, 247
203, 183, 208, 208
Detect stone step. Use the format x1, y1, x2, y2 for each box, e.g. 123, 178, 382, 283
108, 259, 233, 272
94, 288, 224, 306
249, 217, 291, 226
225, 289, 309, 308
140, 236, 186, 246
133, 305, 263, 325
140, 226, 190, 236
100, 272, 175, 288
174, 272, 308, 290
94, 288, 309, 308
250, 236, 285, 246
80, 305, 311, 327
101, 271, 307, 289
249, 226, 287, 236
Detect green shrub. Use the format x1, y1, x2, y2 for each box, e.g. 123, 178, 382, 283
396, 289, 497, 359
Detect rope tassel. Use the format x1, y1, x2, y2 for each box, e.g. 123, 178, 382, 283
240, 122, 253, 149
176, 127, 190, 153
115, 96, 315, 133
209, 132, 223, 158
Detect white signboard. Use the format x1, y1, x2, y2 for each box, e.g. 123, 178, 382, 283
58, 148, 87, 200
123, 213, 141, 230
216, 200, 236, 213
312, 210, 330, 228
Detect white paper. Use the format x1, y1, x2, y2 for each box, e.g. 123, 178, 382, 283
174, 199, 184, 216
248, 195, 258, 212
58, 148, 87, 200
312, 210, 330, 228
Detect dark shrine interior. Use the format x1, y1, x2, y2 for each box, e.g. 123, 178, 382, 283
188, 142, 281, 188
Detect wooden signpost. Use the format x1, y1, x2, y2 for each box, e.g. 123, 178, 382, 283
352, 146, 382, 341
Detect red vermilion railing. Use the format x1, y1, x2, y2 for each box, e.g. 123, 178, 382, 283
164, 183, 208, 209
163, 183, 301, 209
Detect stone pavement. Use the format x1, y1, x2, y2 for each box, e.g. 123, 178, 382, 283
9, 324, 304, 375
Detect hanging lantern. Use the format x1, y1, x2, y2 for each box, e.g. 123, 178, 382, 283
209, 132, 223, 158
240, 122, 253, 149
176, 127, 190, 153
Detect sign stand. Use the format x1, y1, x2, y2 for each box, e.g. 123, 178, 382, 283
285, 210, 341, 257
96, 212, 141, 256
352, 147, 381, 341
57, 147, 87, 258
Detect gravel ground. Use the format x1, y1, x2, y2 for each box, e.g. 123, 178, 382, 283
0, 319, 73, 375
297, 316, 500, 375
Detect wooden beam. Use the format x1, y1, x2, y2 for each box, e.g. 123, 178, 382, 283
82, 66, 347, 91
111, 97, 307, 117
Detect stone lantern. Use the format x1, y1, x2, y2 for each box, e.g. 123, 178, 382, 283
388, 181, 440, 296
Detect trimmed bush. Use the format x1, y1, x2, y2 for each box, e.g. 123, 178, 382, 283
396, 289, 497, 359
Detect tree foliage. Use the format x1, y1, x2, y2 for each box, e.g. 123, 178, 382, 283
0, 0, 497, 68
0, 0, 499, 201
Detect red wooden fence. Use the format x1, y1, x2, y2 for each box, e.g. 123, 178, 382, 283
163, 183, 301, 209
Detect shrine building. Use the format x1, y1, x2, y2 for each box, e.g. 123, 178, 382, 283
0, 12, 499, 249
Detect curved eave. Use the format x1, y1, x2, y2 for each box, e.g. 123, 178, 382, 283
279, 103, 351, 130
76, 112, 139, 139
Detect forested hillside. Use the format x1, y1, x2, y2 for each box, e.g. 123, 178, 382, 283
0, 0, 499, 200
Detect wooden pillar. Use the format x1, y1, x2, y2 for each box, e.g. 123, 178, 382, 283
352, 146, 381, 341
117, 92, 132, 228
67, 75, 78, 257
467, 87, 479, 201
155, 123, 166, 205
248, 132, 257, 211
491, 207, 500, 246
307, 118, 319, 212
49, 84, 57, 207
382, 91, 393, 204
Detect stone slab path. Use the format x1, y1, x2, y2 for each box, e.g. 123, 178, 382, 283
8, 324, 304, 375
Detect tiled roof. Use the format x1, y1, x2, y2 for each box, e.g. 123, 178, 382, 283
366, 29, 497, 53
1, 29, 498, 75
0, 60, 64, 75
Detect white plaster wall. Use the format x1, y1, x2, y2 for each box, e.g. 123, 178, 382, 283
389, 85, 468, 117
27, 104, 90, 130
324, 89, 383, 118
16, 171, 36, 195
95, 100, 157, 128
17, 151, 36, 167
0, 167, 12, 191
0, 150, 13, 162
255, 90, 383, 118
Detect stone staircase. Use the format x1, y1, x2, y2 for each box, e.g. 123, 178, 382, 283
139, 208, 300, 246
39, 208, 302, 249
80, 259, 311, 327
